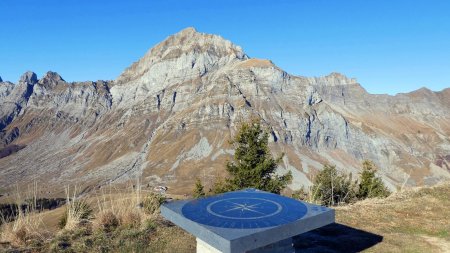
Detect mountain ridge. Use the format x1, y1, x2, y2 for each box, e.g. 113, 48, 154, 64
0, 28, 449, 196
3, 70, 449, 95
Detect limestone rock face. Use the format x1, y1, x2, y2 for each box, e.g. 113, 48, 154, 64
112, 27, 248, 107
0, 72, 37, 132
37, 71, 65, 89
0, 28, 449, 195
28, 72, 113, 121
19, 71, 38, 84
0, 81, 14, 101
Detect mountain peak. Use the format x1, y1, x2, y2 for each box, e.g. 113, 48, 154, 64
19, 71, 38, 84
147, 27, 247, 62
38, 71, 65, 88
327, 72, 349, 79
42, 71, 65, 82
117, 27, 247, 84
405, 87, 435, 98
0, 76, 2, 82
416, 87, 432, 92
308, 72, 357, 86
177, 26, 197, 35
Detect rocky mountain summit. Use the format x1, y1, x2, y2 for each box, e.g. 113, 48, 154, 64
0, 27, 449, 195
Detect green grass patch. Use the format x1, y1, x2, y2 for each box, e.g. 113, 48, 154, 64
436, 229, 449, 238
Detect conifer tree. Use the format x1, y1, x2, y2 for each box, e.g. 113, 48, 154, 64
193, 178, 206, 198
215, 119, 292, 194
357, 160, 390, 199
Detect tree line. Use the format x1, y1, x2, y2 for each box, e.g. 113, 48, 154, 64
194, 119, 390, 206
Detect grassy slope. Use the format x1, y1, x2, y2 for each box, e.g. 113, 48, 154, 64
1, 183, 449, 252
160, 182, 450, 253
296, 182, 450, 253
342, 182, 450, 252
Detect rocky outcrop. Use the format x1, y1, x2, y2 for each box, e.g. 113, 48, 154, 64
0, 81, 14, 101
0, 28, 449, 196
28, 72, 113, 121
37, 71, 65, 89
0, 72, 37, 132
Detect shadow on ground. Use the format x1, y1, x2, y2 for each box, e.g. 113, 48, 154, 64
293, 223, 383, 253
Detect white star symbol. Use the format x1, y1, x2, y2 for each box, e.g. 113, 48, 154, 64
220, 201, 265, 215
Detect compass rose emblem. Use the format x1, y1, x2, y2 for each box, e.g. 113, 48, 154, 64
222, 202, 264, 214
207, 197, 282, 219
181, 190, 308, 229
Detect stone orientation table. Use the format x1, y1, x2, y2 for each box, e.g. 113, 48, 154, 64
161, 189, 335, 253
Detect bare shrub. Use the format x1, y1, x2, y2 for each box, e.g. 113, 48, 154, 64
121, 211, 141, 228
142, 192, 166, 216
98, 211, 119, 233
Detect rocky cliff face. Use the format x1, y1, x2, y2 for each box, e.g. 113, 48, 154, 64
0, 27, 449, 195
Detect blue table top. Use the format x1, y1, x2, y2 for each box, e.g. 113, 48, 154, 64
161, 188, 335, 253
181, 189, 308, 229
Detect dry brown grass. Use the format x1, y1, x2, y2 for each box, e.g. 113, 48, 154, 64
147, 220, 196, 253
97, 211, 119, 232
62, 186, 92, 230
0, 184, 50, 247
121, 209, 142, 227
334, 182, 450, 252
3, 181, 448, 252
0, 211, 45, 246
0, 181, 170, 252
236, 59, 274, 68
94, 182, 145, 230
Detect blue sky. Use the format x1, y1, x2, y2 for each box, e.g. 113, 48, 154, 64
1, 0, 449, 94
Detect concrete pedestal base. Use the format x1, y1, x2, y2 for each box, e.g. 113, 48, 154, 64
197, 237, 295, 253
248, 238, 294, 253
197, 238, 222, 253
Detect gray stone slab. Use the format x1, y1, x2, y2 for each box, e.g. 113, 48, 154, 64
161, 189, 334, 253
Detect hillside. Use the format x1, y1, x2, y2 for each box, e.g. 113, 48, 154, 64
0, 27, 449, 197
0, 183, 448, 252
300, 182, 450, 252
